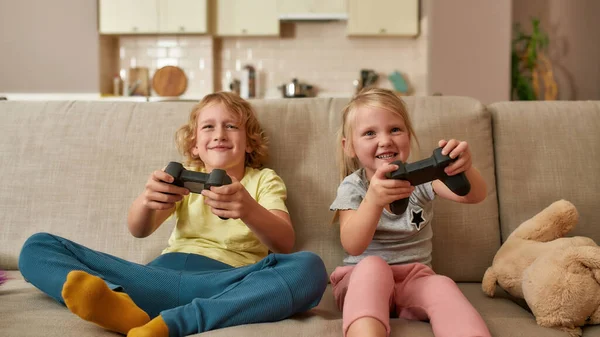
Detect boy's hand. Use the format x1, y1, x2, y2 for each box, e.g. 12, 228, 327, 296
365, 164, 415, 208
142, 170, 189, 210
201, 177, 252, 220
439, 139, 472, 176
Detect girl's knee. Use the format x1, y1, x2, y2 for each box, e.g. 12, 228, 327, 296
353, 256, 391, 278
428, 275, 459, 289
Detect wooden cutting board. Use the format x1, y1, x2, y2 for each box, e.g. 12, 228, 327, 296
152, 66, 188, 97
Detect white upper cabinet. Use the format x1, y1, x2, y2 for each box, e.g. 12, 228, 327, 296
347, 0, 419, 36
99, 0, 159, 34
214, 0, 279, 36
158, 0, 207, 33
277, 0, 347, 20
99, 0, 207, 34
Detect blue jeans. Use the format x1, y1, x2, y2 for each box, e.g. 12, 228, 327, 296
18, 233, 327, 336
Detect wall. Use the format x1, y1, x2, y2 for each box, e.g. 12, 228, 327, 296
219, 20, 428, 98
117, 19, 429, 99
428, 0, 512, 104
0, 0, 100, 93
513, 0, 600, 100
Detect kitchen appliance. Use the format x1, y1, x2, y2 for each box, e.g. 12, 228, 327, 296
279, 78, 314, 98
354, 69, 379, 94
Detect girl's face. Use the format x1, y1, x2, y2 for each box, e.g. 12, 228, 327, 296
344, 105, 411, 180
192, 103, 251, 176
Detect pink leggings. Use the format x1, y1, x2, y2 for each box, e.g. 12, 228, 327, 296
330, 256, 491, 337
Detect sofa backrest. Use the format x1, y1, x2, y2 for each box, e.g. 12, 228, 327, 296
0, 97, 500, 282
489, 101, 600, 243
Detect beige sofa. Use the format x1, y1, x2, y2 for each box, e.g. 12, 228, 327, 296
1, 96, 599, 337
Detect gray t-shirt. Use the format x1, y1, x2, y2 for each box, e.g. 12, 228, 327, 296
330, 168, 435, 266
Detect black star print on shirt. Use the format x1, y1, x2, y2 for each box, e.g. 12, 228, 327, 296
411, 209, 425, 230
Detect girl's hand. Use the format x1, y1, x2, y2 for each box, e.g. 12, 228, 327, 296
439, 139, 472, 176
142, 170, 189, 210
365, 164, 415, 208
201, 177, 253, 219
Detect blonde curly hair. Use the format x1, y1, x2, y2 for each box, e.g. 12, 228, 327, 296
175, 92, 268, 169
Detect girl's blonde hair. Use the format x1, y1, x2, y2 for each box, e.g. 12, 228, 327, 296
175, 91, 268, 169
336, 88, 419, 182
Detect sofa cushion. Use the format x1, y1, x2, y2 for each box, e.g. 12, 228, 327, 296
489, 101, 600, 243
0, 101, 188, 270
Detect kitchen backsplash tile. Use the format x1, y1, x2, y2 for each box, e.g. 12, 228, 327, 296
118, 19, 427, 98
119, 35, 214, 97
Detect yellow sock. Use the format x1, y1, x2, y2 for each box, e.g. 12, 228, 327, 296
62, 270, 150, 334
127, 315, 169, 337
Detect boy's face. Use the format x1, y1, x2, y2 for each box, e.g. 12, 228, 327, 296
192, 102, 251, 174
344, 105, 411, 180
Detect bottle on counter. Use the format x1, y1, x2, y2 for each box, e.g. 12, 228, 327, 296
113, 74, 121, 96
240, 65, 256, 99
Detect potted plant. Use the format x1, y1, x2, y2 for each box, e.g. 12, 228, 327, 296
511, 18, 557, 100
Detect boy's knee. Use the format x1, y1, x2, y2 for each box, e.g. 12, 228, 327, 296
20, 232, 56, 254
23, 232, 54, 246
19, 232, 54, 269
294, 251, 327, 285
280, 251, 327, 309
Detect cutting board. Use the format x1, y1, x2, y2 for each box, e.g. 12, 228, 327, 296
152, 66, 188, 97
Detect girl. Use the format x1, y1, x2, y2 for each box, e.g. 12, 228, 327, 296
330, 88, 491, 337
18, 92, 328, 337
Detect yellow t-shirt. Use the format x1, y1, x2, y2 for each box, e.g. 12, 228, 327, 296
161, 166, 288, 267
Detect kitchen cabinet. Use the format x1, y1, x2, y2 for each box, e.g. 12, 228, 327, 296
99, 0, 207, 34
277, 0, 347, 20
158, 0, 207, 33
347, 0, 419, 36
214, 0, 279, 36
99, 0, 158, 34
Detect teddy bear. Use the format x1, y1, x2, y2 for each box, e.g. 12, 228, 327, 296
482, 199, 600, 337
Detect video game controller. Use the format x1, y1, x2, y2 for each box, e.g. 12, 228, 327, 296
164, 162, 232, 220
384, 147, 471, 215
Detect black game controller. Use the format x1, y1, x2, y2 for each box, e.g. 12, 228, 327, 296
164, 162, 232, 220
384, 147, 471, 215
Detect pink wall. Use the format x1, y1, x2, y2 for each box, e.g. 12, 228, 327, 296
513, 0, 600, 100
0, 0, 100, 93
427, 0, 512, 104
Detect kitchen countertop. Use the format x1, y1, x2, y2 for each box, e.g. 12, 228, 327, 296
0, 92, 353, 102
